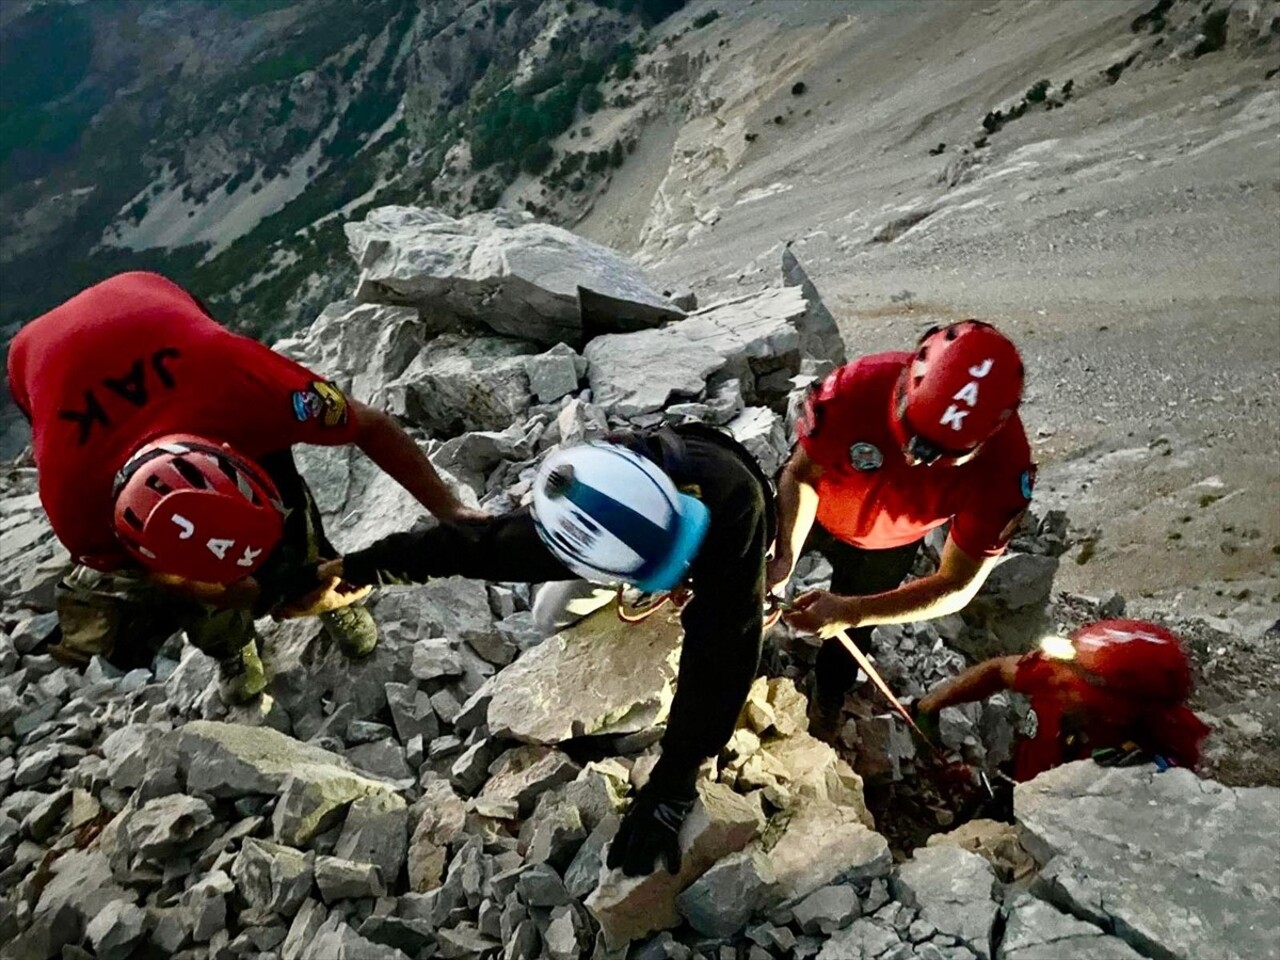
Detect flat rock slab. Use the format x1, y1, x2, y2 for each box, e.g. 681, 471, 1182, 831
1016, 763, 1280, 960
347, 206, 680, 346
584, 326, 726, 418
999, 893, 1144, 960
484, 606, 682, 744
895, 845, 998, 959
172, 721, 399, 845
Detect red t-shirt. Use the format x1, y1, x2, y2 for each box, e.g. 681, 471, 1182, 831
7, 272, 359, 569
797, 352, 1034, 557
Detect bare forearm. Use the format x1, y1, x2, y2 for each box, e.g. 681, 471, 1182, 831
855, 572, 981, 626
353, 403, 469, 518
919, 656, 1018, 712
774, 456, 820, 566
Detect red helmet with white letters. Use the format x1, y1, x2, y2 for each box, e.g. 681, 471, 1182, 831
892, 320, 1023, 463
1069, 619, 1193, 703
112, 434, 284, 584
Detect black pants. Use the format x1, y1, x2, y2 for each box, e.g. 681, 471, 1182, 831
802, 523, 921, 703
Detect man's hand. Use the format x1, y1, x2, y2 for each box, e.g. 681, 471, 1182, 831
606, 783, 696, 877
783, 589, 863, 638
765, 548, 794, 598
272, 576, 370, 620
440, 503, 491, 525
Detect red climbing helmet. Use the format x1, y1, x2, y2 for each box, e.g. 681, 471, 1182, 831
892, 320, 1024, 463
1068, 619, 1194, 703
112, 434, 284, 584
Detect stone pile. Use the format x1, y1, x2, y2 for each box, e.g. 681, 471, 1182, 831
1, 206, 1275, 960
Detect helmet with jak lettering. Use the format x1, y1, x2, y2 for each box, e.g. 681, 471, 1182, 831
112, 434, 284, 584
531, 442, 711, 593
892, 320, 1024, 457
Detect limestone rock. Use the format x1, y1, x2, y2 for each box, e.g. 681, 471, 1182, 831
791, 883, 861, 935
727, 406, 788, 476
293, 440, 475, 553
781, 248, 846, 366
385, 333, 538, 435
763, 799, 890, 906
817, 917, 903, 960
676, 847, 776, 938
586, 781, 765, 948
484, 606, 681, 744
303, 918, 411, 960
926, 819, 1036, 883
677, 286, 809, 406
273, 300, 424, 403
315, 855, 387, 902
347, 206, 680, 345
233, 838, 314, 919
172, 721, 398, 845
584, 326, 725, 417
118, 794, 217, 869
407, 779, 467, 893
1016, 763, 1280, 960
525, 343, 586, 404
480, 745, 581, 818
895, 845, 998, 959
334, 792, 409, 887
85, 900, 147, 960
1000, 893, 1144, 960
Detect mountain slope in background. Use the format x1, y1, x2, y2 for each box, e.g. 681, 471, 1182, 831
0, 0, 685, 339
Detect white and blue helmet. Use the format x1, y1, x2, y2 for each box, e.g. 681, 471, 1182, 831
531, 442, 710, 593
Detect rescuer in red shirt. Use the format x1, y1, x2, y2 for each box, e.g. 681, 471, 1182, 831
7, 272, 480, 701
917, 619, 1210, 780
771, 320, 1035, 739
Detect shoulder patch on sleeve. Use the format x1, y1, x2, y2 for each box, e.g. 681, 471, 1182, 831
1020, 465, 1037, 501
291, 380, 349, 428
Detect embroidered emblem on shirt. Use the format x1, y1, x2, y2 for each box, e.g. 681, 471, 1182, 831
291, 380, 349, 428
1020, 466, 1036, 500
848, 442, 883, 472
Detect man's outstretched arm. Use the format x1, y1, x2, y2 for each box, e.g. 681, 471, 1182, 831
918, 655, 1019, 713
350, 400, 486, 523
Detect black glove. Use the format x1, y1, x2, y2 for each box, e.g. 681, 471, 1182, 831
606, 782, 697, 877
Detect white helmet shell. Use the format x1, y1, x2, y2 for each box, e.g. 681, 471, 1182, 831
531, 442, 710, 593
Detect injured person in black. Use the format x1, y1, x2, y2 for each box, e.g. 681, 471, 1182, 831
337, 426, 771, 877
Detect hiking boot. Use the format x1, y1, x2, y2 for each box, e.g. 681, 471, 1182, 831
320, 603, 379, 658
219, 640, 267, 704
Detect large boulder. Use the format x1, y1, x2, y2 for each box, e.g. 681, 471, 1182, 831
1016, 763, 1280, 960
171, 721, 400, 845
781, 248, 846, 368
293, 441, 477, 553
273, 300, 425, 403
676, 287, 807, 407
381, 333, 539, 436
483, 606, 682, 744
584, 326, 726, 418
346, 206, 681, 346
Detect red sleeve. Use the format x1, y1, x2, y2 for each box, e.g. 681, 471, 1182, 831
950, 431, 1035, 558
796, 365, 861, 470
217, 333, 361, 449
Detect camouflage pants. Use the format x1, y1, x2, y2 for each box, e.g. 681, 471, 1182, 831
51, 450, 336, 669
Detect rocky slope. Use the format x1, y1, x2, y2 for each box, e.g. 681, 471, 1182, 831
2, 208, 1278, 960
